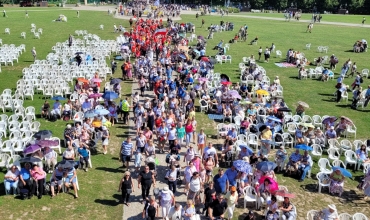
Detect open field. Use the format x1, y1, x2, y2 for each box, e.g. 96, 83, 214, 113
0, 7, 369, 219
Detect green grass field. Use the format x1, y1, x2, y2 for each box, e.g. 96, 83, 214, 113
0, 7, 369, 219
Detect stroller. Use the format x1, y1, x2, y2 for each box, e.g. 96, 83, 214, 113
146, 156, 157, 177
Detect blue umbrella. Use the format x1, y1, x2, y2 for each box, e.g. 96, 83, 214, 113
267, 116, 282, 123
94, 109, 110, 115
233, 160, 252, 174
110, 78, 122, 85
256, 161, 277, 172
102, 91, 118, 100
239, 145, 253, 155
84, 110, 97, 118
295, 144, 313, 151
51, 96, 66, 101
33, 130, 52, 140
332, 166, 352, 178
178, 54, 186, 59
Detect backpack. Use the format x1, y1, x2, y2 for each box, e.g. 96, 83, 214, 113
20, 188, 29, 200
225, 151, 233, 161
44, 182, 51, 195
360, 77, 364, 83
275, 134, 283, 142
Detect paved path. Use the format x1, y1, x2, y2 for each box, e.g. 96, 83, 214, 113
68, 6, 370, 28
122, 80, 189, 220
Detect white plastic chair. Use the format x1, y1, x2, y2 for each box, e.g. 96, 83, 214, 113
305, 43, 311, 50
5, 28, 10, 35
311, 144, 322, 156
316, 172, 330, 193
318, 158, 332, 174
344, 125, 357, 139
327, 148, 340, 160
198, 99, 208, 113
31, 121, 41, 132
0, 153, 11, 168
248, 134, 259, 150
243, 186, 258, 209
275, 50, 282, 58
361, 69, 369, 78
344, 150, 357, 169
99, 24, 104, 30
282, 133, 294, 148
307, 210, 319, 220
332, 159, 345, 168
340, 139, 353, 154
1, 140, 15, 156
50, 137, 62, 154
352, 213, 368, 220
338, 213, 352, 220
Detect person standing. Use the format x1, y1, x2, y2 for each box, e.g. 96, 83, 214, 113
142, 196, 158, 220
3, 10, 7, 18
121, 98, 131, 125
137, 165, 156, 203
201, 19, 205, 28
224, 186, 239, 220
101, 126, 110, 155
68, 34, 73, 47
118, 171, 134, 206
165, 165, 179, 194
31, 47, 37, 62
362, 17, 366, 25
213, 168, 229, 194
364, 85, 370, 107
25, 10, 29, 18
258, 47, 263, 61
120, 137, 134, 170
77, 10, 80, 18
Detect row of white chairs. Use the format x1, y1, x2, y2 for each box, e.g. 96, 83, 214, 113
307, 210, 368, 220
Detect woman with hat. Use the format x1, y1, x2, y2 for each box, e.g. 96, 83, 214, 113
118, 171, 134, 206
159, 186, 175, 220
224, 186, 238, 220
319, 204, 339, 220
329, 169, 345, 196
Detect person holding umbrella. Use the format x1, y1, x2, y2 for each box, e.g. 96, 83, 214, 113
329, 168, 345, 196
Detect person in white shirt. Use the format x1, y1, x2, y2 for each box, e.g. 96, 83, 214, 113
44, 147, 57, 173
168, 203, 183, 220
203, 143, 218, 165
320, 204, 339, 220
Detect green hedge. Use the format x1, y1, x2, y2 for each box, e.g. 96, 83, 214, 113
219, 7, 240, 13
48, 4, 56, 7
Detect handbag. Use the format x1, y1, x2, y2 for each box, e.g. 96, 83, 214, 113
126, 188, 132, 194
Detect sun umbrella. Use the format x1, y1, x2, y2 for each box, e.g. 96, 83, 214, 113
57, 160, 75, 169
75, 52, 83, 55
23, 144, 42, 155
220, 74, 230, 81
332, 166, 352, 178
102, 91, 119, 100
197, 35, 204, 40
123, 32, 130, 37
121, 45, 129, 50
198, 77, 208, 83
240, 100, 252, 105
274, 190, 296, 198
178, 46, 189, 52
233, 160, 252, 174
51, 96, 66, 101
94, 109, 110, 115
91, 78, 102, 83
239, 145, 254, 155
322, 116, 337, 125
295, 144, 313, 151
178, 54, 186, 60
256, 90, 269, 96
221, 81, 232, 86
258, 176, 279, 192
19, 157, 42, 163
297, 101, 309, 108
84, 110, 97, 118
364, 186, 370, 196
201, 56, 210, 62
110, 78, 122, 85
33, 130, 52, 140
277, 107, 291, 112
340, 116, 354, 126
77, 78, 89, 83
36, 140, 59, 147
267, 116, 282, 123
228, 90, 239, 96
256, 161, 277, 172
88, 93, 102, 99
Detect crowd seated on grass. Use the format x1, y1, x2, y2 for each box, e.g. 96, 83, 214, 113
353, 39, 367, 53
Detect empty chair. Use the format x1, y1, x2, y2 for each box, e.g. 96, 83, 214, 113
352, 213, 368, 220
338, 213, 352, 220
344, 150, 357, 169
307, 210, 319, 220
0, 153, 11, 168
311, 144, 322, 156
25, 106, 36, 120
248, 134, 259, 150
340, 140, 353, 154
316, 172, 330, 193
21, 32, 26, 39
332, 159, 345, 168
31, 121, 40, 132
318, 158, 332, 174
5, 28, 10, 35
282, 133, 294, 148
327, 148, 340, 160
1, 140, 15, 156
99, 24, 104, 30
344, 125, 357, 139
243, 186, 258, 209
328, 139, 340, 150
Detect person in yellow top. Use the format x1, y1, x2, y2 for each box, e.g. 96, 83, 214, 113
224, 186, 238, 220
188, 108, 195, 120
260, 126, 272, 158
92, 116, 102, 129
329, 169, 345, 196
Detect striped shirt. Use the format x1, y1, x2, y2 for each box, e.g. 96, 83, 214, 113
121, 141, 133, 156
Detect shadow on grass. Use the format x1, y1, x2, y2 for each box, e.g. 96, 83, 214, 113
95, 167, 122, 173
94, 198, 120, 206
318, 93, 334, 97
300, 183, 319, 193
344, 50, 354, 52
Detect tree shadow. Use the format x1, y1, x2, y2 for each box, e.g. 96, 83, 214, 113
344, 50, 354, 53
